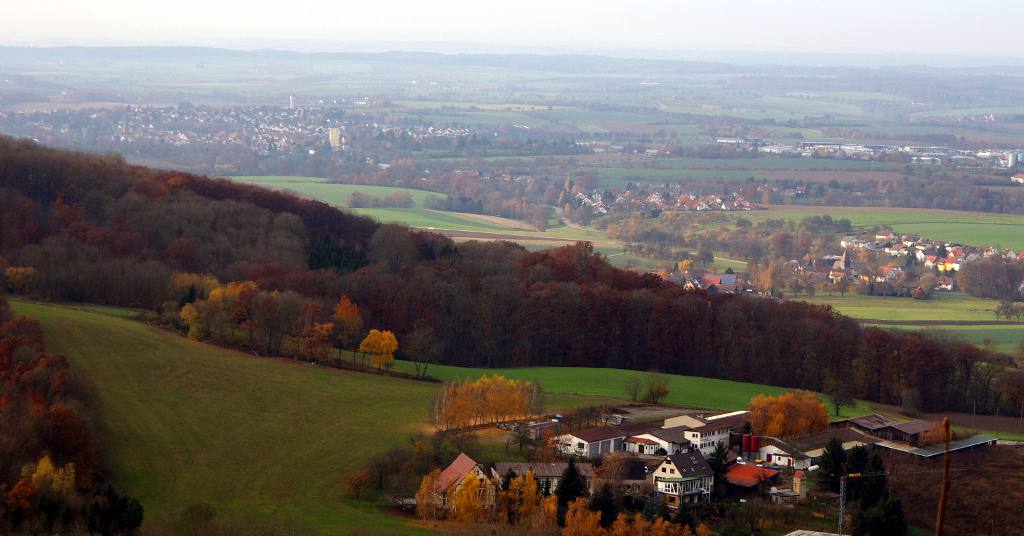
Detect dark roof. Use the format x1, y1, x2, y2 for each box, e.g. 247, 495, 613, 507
492, 462, 594, 480
907, 434, 997, 458
664, 451, 713, 479
887, 419, 934, 436
571, 427, 628, 442
706, 411, 750, 429
570, 422, 657, 443
849, 414, 901, 431
787, 428, 878, 452
690, 419, 736, 433
650, 427, 690, 443
761, 437, 809, 460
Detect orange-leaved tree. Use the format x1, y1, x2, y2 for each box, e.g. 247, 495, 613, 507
359, 329, 398, 370
299, 322, 334, 359
332, 295, 364, 356
748, 390, 829, 439
562, 497, 604, 536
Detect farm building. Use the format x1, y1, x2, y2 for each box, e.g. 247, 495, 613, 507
753, 428, 879, 469
431, 453, 498, 512
490, 461, 595, 495
556, 422, 656, 458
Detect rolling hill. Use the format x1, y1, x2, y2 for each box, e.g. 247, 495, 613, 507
9, 300, 438, 534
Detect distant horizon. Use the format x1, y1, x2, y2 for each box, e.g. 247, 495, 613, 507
3, 0, 1023, 68
2, 40, 1023, 69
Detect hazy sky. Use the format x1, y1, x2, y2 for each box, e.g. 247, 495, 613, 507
3, 0, 1021, 60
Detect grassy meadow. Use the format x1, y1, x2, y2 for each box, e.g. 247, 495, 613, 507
21, 300, 875, 533
389, 361, 874, 421
227, 175, 444, 207
796, 292, 1024, 354
10, 300, 439, 535
749, 205, 1024, 250
225, 175, 627, 251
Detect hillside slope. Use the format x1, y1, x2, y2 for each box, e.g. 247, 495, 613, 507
9, 300, 436, 534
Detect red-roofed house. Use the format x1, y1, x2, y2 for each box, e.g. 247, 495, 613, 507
431, 453, 497, 512
725, 464, 779, 488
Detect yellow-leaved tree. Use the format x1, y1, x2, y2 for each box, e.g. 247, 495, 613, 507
562, 497, 605, 536
31, 455, 76, 494
506, 469, 540, 524
359, 328, 398, 370
451, 475, 484, 523
415, 469, 441, 520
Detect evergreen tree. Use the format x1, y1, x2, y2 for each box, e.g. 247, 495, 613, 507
845, 445, 870, 502
853, 496, 906, 536
656, 499, 671, 521
587, 482, 618, 528
555, 458, 589, 525
501, 468, 517, 491
641, 495, 662, 521
818, 437, 846, 493
707, 442, 728, 498
673, 503, 696, 527
860, 454, 889, 509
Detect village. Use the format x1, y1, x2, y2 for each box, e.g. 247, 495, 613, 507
416, 397, 997, 534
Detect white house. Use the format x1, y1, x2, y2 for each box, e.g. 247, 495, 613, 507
625, 427, 690, 456
556, 423, 657, 458
653, 452, 714, 508
754, 428, 879, 469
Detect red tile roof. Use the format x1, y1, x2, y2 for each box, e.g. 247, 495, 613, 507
435, 453, 478, 492
725, 464, 779, 487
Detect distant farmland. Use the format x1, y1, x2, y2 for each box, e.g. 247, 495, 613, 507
225, 175, 626, 249
797, 292, 1024, 355
227, 175, 444, 207
746, 205, 1024, 250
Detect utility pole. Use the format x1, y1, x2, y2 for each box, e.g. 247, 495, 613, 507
935, 417, 952, 536
838, 475, 848, 536
837, 473, 861, 536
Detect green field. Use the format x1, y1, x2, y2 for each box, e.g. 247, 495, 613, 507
799, 292, 1006, 323
18, 299, 881, 533
10, 300, 438, 534
796, 292, 1024, 354
227, 176, 444, 207
748, 206, 1024, 250
389, 361, 873, 420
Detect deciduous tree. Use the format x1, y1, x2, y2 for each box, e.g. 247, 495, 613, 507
748, 391, 829, 439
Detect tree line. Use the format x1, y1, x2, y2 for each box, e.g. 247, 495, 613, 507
2, 137, 1022, 417
431, 376, 544, 431
0, 297, 143, 534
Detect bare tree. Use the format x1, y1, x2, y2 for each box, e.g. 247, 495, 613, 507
624, 377, 642, 401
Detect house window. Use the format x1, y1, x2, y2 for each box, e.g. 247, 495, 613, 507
577, 442, 584, 449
